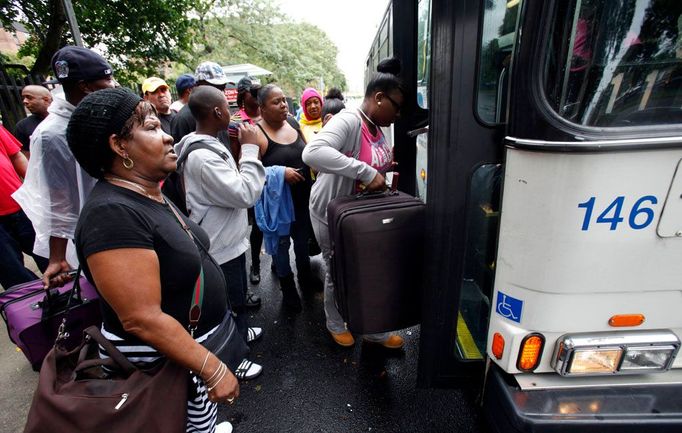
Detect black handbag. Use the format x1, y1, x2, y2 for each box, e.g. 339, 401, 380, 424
167, 201, 249, 372
199, 304, 249, 372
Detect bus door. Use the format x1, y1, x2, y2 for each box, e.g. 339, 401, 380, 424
416, 0, 523, 387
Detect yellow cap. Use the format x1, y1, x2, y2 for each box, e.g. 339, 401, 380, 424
142, 77, 168, 93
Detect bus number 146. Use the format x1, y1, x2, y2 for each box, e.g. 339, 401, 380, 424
578, 195, 658, 231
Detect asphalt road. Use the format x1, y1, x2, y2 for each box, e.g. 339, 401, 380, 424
1, 252, 486, 433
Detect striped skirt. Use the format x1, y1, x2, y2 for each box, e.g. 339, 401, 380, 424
99, 326, 219, 433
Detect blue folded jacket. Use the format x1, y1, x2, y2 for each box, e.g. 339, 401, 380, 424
255, 166, 295, 255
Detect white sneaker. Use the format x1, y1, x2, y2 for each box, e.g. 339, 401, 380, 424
234, 358, 262, 380
247, 327, 262, 343
215, 421, 233, 433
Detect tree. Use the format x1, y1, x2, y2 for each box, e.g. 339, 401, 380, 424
186, 0, 347, 96
0, 0, 347, 94
0, 0, 195, 81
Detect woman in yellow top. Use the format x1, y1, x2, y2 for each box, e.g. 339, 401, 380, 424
298, 88, 323, 142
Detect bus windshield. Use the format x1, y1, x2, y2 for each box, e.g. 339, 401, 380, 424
545, 0, 682, 127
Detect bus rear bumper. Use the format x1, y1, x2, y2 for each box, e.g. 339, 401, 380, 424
483, 364, 682, 433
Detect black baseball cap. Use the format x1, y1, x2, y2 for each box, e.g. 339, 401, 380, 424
49, 46, 113, 84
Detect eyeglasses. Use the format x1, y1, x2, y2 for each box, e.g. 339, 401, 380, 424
383, 94, 402, 113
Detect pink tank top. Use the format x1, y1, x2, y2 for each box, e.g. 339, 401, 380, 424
355, 121, 393, 192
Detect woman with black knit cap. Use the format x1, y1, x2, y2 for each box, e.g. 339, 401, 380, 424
302, 58, 405, 349
68, 88, 236, 433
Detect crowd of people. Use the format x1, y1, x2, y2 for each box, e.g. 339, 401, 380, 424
0, 44, 406, 433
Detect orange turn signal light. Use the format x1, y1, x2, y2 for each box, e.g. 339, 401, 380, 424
608, 314, 645, 327
492, 333, 505, 360
517, 333, 544, 372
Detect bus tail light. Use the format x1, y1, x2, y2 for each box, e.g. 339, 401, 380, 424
553, 330, 680, 376
517, 333, 544, 372
492, 333, 505, 359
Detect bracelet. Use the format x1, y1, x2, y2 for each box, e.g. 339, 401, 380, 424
206, 364, 227, 392
204, 360, 224, 385
199, 351, 211, 376
205, 362, 226, 388
207, 367, 227, 392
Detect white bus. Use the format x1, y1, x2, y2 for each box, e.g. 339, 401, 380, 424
367, 0, 682, 431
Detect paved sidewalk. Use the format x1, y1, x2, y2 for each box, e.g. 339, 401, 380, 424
0, 255, 40, 432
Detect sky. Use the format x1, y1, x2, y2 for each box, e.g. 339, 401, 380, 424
277, 0, 390, 95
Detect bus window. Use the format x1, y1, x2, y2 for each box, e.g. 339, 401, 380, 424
365, 5, 393, 88
455, 164, 502, 361
545, 0, 682, 127
477, 0, 522, 124
417, 0, 432, 109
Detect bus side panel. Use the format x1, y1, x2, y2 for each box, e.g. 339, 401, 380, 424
489, 146, 682, 373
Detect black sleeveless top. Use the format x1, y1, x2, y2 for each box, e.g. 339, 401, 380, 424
257, 121, 312, 217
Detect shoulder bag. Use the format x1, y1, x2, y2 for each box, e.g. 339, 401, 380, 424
23, 324, 187, 433
167, 201, 250, 372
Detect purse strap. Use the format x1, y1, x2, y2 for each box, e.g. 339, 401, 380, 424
54, 267, 84, 344
165, 200, 206, 336
81, 326, 137, 375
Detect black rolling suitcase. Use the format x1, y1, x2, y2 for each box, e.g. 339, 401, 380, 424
327, 187, 425, 334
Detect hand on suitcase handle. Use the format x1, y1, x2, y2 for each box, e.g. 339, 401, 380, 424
365, 172, 386, 192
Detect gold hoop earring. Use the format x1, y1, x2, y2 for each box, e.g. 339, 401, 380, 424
123, 156, 134, 169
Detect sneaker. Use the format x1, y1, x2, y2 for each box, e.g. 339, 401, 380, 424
215, 421, 233, 433
245, 291, 261, 308
247, 327, 262, 343
249, 265, 260, 284
234, 359, 262, 380
364, 334, 404, 349
330, 331, 355, 347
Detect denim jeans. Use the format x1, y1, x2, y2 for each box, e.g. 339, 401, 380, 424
0, 210, 48, 289
219, 253, 248, 344
273, 210, 311, 278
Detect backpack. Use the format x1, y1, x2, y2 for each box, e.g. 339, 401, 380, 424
162, 142, 229, 216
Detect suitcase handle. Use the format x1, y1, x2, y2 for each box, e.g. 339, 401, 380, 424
355, 171, 399, 199
41, 278, 86, 320
354, 189, 399, 200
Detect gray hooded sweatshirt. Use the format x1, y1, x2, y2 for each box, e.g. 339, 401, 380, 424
302, 109, 378, 226
175, 133, 265, 264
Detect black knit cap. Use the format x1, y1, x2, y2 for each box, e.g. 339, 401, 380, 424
68, 88, 142, 179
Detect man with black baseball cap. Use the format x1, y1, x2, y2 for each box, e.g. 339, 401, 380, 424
13, 45, 117, 288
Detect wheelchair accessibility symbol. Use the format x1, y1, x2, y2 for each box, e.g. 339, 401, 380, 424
496, 291, 523, 324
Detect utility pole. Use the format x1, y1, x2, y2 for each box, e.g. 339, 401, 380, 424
62, 0, 83, 47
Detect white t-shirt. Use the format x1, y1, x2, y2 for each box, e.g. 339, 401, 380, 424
170, 100, 185, 113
